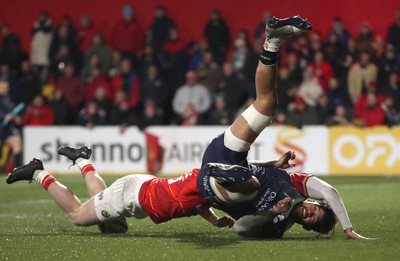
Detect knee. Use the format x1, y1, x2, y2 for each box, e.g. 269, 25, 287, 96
69, 209, 88, 226
254, 96, 277, 115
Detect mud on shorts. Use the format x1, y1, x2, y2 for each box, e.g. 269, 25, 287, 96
94, 174, 155, 222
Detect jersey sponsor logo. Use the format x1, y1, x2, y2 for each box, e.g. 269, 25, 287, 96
266, 191, 277, 202
201, 175, 213, 196
256, 188, 277, 212
101, 210, 112, 219
273, 214, 285, 224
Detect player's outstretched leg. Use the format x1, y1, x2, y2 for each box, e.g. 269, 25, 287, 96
58, 145, 106, 196
58, 145, 128, 233
214, 16, 312, 202
228, 15, 312, 148
6, 158, 99, 226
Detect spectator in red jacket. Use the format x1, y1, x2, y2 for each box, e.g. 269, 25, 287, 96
110, 58, 140, 110
309, 51, 335, 91
56, 63, 85, 123
23, 95, 54, 125
354, 81, 384, 119
111, 4, 144, 63
77, 14, 97, 54
84, 66, 111, 103
354, 91, 385, 127
158, 26, 187, 93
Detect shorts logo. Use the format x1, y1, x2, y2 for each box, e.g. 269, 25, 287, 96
98, 192, 104, 200
101, 210, 111, 219
273, 214, 286, 224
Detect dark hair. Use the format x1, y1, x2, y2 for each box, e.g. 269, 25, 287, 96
303, 202, 337, 234
155, 4, 165, 11
334, 17, 343, 22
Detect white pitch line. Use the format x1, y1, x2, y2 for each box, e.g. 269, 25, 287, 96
0, 213, 65, 218
336, 183, 398, 190
0, 197, 90, 205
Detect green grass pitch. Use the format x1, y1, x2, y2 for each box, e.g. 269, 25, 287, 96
1, 174, 399, 260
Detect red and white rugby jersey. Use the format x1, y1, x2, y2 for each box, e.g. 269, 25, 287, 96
138, 168, 210, 224
289, 172, 312, 197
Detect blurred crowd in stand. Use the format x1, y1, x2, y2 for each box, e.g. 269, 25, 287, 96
1, 5, 400, 168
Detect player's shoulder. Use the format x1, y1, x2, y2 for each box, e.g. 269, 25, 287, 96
289, 172, 312, 196
289, 172, 312, 185
290, 172, 311, 180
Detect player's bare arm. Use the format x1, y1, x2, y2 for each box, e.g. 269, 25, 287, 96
248, 151, 296, 169
198, 208, 235, 228
344, 228, 373, 240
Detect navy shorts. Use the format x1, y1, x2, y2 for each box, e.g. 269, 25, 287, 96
201, 133, 249, 168
197, 132, 250, 201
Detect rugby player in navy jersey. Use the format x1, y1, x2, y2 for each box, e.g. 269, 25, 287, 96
196, 16, 369, 239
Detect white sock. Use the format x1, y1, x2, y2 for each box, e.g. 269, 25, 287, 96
76, 158, 92, 169
33, 169, 50, 183
264, 38, 281, 52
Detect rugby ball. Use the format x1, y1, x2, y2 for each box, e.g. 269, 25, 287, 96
97, 217, 129, 233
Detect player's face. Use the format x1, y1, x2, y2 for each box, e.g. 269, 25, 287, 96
293, 202, 326, 226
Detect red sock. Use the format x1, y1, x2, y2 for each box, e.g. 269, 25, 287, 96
81, 164, 96, 176
34, 170, 57, 191
41, 175, 57, 190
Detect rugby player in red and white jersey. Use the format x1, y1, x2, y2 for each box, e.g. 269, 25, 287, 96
6, 16, 369, 239
6, 145, 235, 230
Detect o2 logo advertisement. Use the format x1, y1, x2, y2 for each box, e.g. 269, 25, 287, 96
329, 127, 400, 175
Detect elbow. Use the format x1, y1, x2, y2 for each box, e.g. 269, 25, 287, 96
69, 210, 89, 227
322, 186, 341, 202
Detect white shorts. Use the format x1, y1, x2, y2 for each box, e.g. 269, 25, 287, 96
94, 174, 155, 222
